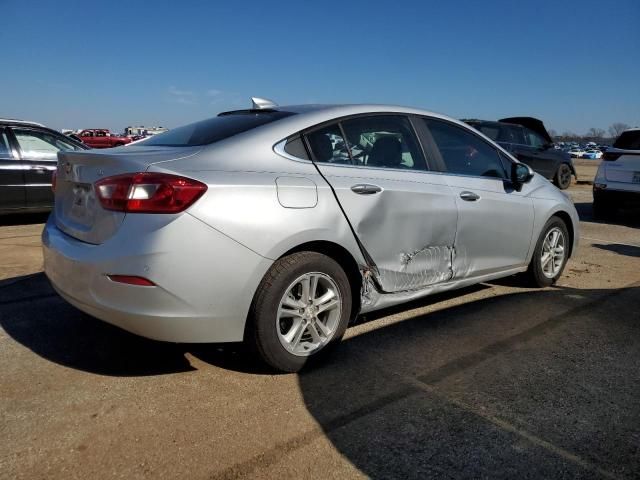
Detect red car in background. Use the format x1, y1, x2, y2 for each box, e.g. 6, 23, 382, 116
78, 129, 132, 148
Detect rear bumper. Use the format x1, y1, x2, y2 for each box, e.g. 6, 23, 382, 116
42, 213, 272, 343
593, 187, 640, 207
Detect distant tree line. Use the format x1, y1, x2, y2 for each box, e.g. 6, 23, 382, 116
549, 123, 631, 144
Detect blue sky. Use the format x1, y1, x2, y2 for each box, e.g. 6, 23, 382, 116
2, 0, 638, 134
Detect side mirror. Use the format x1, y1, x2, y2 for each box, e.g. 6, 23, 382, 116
511, 162, 534, 190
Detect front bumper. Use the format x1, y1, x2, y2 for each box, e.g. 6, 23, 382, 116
43, 213, 272, 343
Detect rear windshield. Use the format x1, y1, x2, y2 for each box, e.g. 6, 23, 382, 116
613, 131, 640, 150
141, 111, 296, 147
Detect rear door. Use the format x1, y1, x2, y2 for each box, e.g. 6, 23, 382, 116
10, 127, 84, 209
307, 114, 459, 293
420, 118, 534, 279
0, 127, 26, 211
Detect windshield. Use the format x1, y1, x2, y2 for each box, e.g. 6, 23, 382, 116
140, 111, 296, 147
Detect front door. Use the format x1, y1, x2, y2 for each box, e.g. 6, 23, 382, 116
307, 114, 459, 293
0, 128, 25, 212
421, 118, 534, 279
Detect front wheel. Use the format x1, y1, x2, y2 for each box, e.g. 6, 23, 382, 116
247, 252, 352, 372
554, 163, 572, 190
525, 217, 570, 287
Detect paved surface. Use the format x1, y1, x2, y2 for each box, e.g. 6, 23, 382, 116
1, 168, 639, 479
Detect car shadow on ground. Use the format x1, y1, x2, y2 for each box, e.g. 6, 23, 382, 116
290, 283, 640, 479
592, 243, 640, 257
0, 212, 49, 227
574, 201, 640, 228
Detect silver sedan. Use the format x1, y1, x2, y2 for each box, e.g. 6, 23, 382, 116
43, 99, 579, 372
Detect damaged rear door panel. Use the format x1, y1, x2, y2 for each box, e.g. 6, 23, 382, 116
306, 114, 458, 293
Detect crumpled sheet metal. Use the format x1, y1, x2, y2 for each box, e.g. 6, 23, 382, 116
361, 245, 458, 306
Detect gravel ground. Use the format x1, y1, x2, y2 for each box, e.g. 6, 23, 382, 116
1, 166, 639, 479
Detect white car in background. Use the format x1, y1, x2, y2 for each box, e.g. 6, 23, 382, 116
593, 128, 640, 218
568, 148, 585, 158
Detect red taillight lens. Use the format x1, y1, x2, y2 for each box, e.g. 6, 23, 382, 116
51, 170, 57, 193
107, 275, 156, 286
95, 172, 207, 213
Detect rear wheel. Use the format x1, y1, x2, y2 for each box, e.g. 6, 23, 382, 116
525, 217, 569, 287
554, 163, 572, 189
247, 252, 352, 372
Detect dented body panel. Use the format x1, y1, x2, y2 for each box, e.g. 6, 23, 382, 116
312, 163, 458, 292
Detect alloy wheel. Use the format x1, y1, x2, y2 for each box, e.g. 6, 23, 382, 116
276, 272, 342, 356
540, 227, 566, 278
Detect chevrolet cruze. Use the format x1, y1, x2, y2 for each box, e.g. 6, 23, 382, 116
43, 99, 579, 372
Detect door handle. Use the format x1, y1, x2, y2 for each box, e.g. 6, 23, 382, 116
30, 166, 47, 173
351, 184, 382, 195
459, 191, 480, 201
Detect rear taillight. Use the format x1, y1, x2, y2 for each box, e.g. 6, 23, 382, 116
95, 172, 207, 213
603, 152, 622, 161
51, 170, 57, 193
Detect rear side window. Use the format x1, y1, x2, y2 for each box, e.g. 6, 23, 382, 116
283, 135, 309, 159
424, 119, 508, 179
306, 124, 351, 164
500, 125, 526, 145
613, 131, 640, 150
142, 111, 296, 147
340, 115, 425, 170
524, 128, 547, 148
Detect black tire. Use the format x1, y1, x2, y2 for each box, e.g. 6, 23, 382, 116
554, 163, 572, 190
246, 252, 352, 373
525, 216, 570, 287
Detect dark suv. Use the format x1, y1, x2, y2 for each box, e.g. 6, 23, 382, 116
464, 117, 576, 189
0, 118, 88, 215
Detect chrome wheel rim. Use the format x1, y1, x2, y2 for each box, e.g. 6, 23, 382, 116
276, 272, 342, 357
541, 227, 566, 279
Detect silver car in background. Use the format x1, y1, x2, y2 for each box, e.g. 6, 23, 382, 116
43, 99, 579, 372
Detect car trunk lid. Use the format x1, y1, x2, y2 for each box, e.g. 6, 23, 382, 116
54, 146, 202, 244
499, 117, 553, 144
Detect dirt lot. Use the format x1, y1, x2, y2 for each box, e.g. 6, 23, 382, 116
1, 164, 639, 479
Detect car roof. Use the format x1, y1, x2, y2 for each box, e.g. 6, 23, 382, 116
0, 118, 45, 127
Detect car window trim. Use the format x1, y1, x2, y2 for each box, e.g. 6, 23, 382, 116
420, 116, 512, 181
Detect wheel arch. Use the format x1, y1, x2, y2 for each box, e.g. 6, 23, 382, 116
550, 210, 575, 257
281, 240, 363, 323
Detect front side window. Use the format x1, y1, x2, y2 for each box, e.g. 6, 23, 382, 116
340, 115, 425, 170
424, 119, 508, 179
13, 128, 84, 159
524, 128, 547, 148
